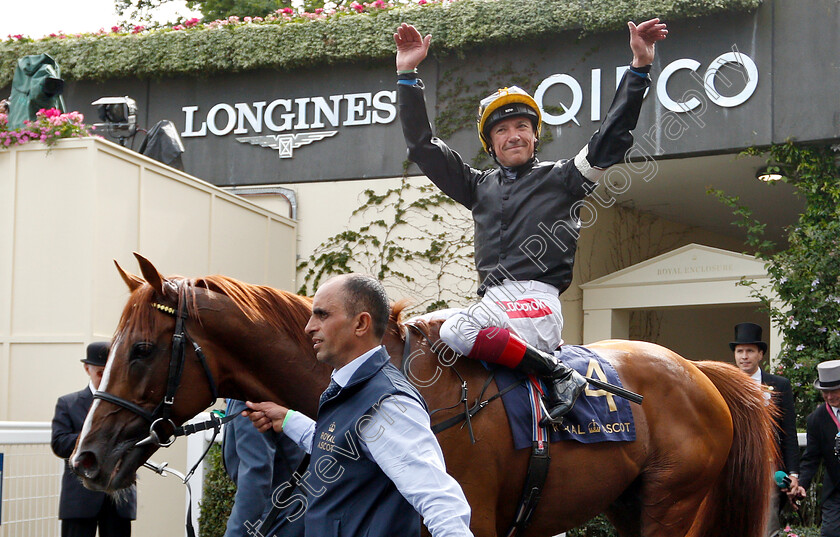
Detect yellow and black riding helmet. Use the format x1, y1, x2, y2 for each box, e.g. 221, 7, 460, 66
476, 86, 542, 156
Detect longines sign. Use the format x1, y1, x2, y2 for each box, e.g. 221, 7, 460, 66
54, 8, 801, 186
181, 90, 397, 159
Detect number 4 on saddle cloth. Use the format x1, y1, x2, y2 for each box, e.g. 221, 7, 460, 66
495, 345, 636, 450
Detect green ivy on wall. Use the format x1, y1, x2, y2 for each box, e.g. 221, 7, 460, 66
0, 0, 762, 89
296, 175, 476, 314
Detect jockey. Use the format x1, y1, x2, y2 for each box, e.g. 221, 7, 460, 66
394, 19, 667, 425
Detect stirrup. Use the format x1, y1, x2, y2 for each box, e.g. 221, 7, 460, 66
538, 371, 586, 426
536, 397, 564, 427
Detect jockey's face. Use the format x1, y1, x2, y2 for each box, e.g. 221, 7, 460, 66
489, 116, 536, 168
733, 344, 764, 376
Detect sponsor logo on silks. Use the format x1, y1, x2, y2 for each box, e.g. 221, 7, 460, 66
236, 131, 338, 159
495, 298, 553, 319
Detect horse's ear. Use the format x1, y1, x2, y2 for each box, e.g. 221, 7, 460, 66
115, 260, 144, 292
133, 252, 166, 295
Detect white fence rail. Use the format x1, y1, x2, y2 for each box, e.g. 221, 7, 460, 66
0, 422, 62, 537
0, 417, 219, 537
0, 418, 810, 537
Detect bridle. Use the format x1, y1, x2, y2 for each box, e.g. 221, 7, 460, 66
93, 283, 220, 448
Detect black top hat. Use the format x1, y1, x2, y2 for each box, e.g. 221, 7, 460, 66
729, 322, 767, 353
81, 341, 110, 367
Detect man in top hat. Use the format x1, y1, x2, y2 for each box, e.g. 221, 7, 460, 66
51, 341, 137, 537
790, 361, 840, 537
731, 322, 800, 536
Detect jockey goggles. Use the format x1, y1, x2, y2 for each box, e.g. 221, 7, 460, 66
477, 86, 542, 155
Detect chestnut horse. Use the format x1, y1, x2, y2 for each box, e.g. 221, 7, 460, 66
72, 255, 777, 537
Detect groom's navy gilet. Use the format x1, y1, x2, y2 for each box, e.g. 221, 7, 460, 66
304, 348, 427, 537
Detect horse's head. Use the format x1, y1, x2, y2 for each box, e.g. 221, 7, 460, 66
71, 254, 217, 492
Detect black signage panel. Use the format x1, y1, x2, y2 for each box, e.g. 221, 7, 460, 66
47, 7, 804, 186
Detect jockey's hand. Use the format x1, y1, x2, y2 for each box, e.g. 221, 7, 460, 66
243, 400, 289, 433
628, 18, 668, 67
394, 23, 431, 72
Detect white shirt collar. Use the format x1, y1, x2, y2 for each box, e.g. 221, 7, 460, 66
749, 368, 762, 384
331, 345, 385, 387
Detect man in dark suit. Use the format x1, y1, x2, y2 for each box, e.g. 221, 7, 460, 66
731, 322, 799, 537
51, 341, 136, 537
791, 360, 840, 537
221, 399, 304, 537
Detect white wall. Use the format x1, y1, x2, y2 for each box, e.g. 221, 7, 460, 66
0, 137, 297, 536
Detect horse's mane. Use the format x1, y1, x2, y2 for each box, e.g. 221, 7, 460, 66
190, 275, 313, 349
387, 298, 438, 343
115, 275, 313, 350
387, 299, 410, 343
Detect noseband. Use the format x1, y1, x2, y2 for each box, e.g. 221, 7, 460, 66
93, 285, 219, 447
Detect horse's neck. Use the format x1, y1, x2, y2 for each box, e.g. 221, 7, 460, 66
201, 299, 330, 418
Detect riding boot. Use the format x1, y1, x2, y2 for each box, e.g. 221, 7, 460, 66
466, 327, 586, 425
516, 343, 587, 426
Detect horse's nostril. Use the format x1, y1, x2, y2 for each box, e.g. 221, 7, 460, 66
73, 451, 100, 479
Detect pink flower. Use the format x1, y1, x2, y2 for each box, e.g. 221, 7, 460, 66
184, 18, 200, 28
112, 26, 121, 33
373, 0, 384, 7
418, 0, 427, 4
131, 25, 145, 34
351, 1, 364, 12
243, 16, 252, 23
172, 24, 185, 31
281, 7, 293, 14
228, 15, 240, 23
314, 8, 323, 13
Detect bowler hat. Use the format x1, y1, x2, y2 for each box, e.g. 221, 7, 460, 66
814, 360, 840, 390
81, 341, 110, 367
729, 322, 768, 353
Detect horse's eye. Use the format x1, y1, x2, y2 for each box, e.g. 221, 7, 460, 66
130, 342, 156, 360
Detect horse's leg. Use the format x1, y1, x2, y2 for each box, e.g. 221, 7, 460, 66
637, 476, 713, 537
634, 406, 732, 537
604, 479, 643, 537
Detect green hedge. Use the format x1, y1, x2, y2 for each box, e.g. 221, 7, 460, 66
0, 0, 762, 88
198, 444, 236, 537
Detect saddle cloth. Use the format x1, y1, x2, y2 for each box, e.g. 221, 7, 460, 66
495, 345, 636, 450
